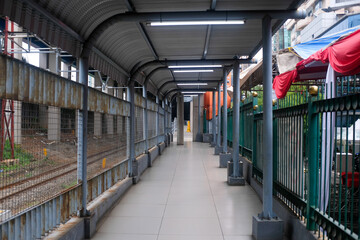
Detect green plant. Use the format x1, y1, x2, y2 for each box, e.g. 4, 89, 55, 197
61, 179, 78, 189
0, 140, 34, 172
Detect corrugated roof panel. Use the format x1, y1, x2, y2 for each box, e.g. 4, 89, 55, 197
206, 21, 262, 57
131, 0, 210, 12
37, 0, 127, 39
95, 22, 154, 72
216, 0, 292, 10
145, 25, 207, 59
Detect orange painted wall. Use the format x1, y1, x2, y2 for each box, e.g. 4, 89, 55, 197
204, 72, 232, 120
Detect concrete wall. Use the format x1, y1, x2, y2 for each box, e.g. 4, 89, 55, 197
149, 145, 159, 165
301, 12, 336, 42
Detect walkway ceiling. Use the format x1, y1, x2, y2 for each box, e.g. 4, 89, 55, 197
0, 0, 305, 100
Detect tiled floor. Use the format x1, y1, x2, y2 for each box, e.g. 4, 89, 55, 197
92, 136, 262, 240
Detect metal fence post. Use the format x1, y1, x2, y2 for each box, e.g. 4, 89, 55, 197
306, 95, 318, 230
79, 56, 88, 217
252, 96, 258, 171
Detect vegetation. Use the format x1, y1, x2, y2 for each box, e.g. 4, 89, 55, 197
0, 140, 34, 172
61, 179, 78, 190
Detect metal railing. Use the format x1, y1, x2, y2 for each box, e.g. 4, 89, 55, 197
0, 54, 171, 240
242, 75, 360, 239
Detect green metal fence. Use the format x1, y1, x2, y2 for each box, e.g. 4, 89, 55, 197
225, 96, 256, 159
236, 75, 360, 239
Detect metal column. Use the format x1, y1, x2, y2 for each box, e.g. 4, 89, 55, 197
261, 15, 274, 218
143, 86, 149, 152
211, 91, 216, 146
156, 96, 160, 144
164, 99, 167, 143
195, 95, 202, 142
222, 69, 228, 153
177, 93, 184, 145
232, 60, 240, 177
217, 82, 221, 147
79, 57, 88, 217
198, 96, 201, 136
129, 81, 135, 176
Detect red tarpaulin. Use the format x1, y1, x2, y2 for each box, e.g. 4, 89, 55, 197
273, 29, 360, 99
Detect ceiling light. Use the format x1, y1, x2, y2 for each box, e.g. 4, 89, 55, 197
173, 70, 214, 73
183, 95, 199, 97
149, 20, 245, 26
168, 65, 222, 68
177, 83, 208, 86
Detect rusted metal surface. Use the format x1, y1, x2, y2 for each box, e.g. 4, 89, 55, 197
135, 140, 146, 157
159, 107, 164, 115
147, 100, 158, 112
0, 54, 130, 116
134, 93, 145, 108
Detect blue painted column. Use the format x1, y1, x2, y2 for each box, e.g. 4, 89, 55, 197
261, 15, 275, 219
232, 60, 240, 177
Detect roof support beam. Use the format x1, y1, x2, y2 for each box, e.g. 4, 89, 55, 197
22, 0, 130, 78
92, 47, 130, 77
202, 26, 212, 59
248, 0, 306, 58
157, 80, 221, 95
210, 0, 217, 10
23, 0, 84, 42
143, 66, 170, 87
124, 0, 159, 60
202, 0, 217, 59
128, 59, 255, 86
165, 87, 216, 100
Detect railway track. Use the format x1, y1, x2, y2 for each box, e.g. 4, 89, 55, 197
0, 146, 127, 202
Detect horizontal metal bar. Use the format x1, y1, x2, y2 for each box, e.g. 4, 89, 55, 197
106, 10, 306, 23
161, 59, 256, 65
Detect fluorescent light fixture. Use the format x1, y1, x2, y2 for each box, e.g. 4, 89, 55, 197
149, 20, 245, 26
168, 65, 222, 68
177, 83, 208, 86
184, 95, 199, 97
173, 70, 214, 73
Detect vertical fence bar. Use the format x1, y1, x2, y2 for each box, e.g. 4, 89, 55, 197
306, 95, 317, 230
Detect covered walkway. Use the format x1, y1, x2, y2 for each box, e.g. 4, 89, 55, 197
93, 139, 261, 240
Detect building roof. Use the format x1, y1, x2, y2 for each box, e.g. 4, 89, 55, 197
0, 0, 304, 99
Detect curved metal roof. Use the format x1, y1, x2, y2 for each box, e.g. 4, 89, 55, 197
0, 0, 305, 100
